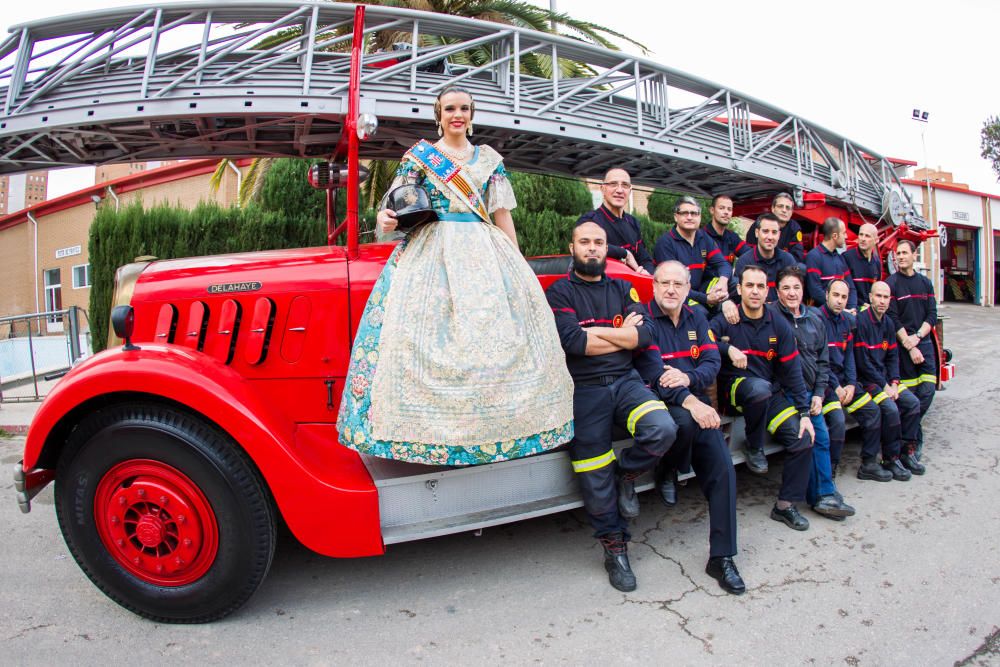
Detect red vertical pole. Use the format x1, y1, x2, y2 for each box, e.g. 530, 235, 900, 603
343, 4, 365, 259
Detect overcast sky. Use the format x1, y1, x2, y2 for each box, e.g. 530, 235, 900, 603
3, 0, 998, 198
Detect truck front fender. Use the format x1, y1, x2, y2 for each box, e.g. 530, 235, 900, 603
24, 345, 382, 557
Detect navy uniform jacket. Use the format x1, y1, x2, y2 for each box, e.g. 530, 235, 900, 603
843, 247, 881, 305
886, 271, 937, 336
821, 305, 857, 390
854, 307, 900, 389
772, 303, 829, 400
708, 307, 810, 413
705, 223, 750, 265
634, 302, 720, 406
805, 244, 857, 309
546, 271, 652, 384
653, 228, 732, 306
576, 206, 655, 273
730, 246, 797, 304
746, 218, 805, 263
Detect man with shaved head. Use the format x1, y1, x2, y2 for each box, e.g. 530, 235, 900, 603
634, 260, 744, 594
843, 223, 882, 306
576, 167, 654, 274
853, 280, 922, 481
546, 221, 678, 591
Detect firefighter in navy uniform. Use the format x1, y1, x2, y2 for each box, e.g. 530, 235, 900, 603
546, 222, 678, 592
575, 167, 654, 274
821, 279, 896, 482
709, 265, 816, 531
634, 260, 744, 595
887, 239, 936, 467
705, 194, 750, 265
745, 192, 805, 264
854, 281, 922, 480
728, 213, 797, 310
843, 223, 882, 306
805, 217, 857, 310
652, 196, 732, 316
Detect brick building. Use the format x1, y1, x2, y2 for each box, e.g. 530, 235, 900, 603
0, 159, 249, 335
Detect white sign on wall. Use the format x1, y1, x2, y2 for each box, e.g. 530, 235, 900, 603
953, 211, 969, 221
55, 245, 81, 259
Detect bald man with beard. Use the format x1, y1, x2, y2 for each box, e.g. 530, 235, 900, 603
843, 223, 882, 306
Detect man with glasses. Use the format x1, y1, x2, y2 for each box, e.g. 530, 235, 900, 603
746, 193, 805, 263
576, 168, 654, 274
634, 260, 745, 595
652, 196, 732, 317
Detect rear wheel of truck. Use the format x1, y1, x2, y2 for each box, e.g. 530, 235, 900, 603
54, 403, 276, 623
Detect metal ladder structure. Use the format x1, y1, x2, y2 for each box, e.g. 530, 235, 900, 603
0, 1, 925, 229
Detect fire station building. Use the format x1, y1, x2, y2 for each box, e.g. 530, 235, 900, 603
0, 159, 249, 337
904, 168, 1000, 307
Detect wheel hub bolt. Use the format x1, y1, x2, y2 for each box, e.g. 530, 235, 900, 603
133, 557, 141, 565
156, 564, 164, 574
177, 515, 186, 524
175, 557, 184, 566
116, 538, 125, 547
183, 538, 193, 547
110, 516, 120, 524
118, 496, 127, 505
137, 489, 146, 498
159, 496, 168, 505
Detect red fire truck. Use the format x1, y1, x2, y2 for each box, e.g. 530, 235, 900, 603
8, 4, 952, 623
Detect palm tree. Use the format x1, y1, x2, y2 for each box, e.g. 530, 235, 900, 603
211, 0, 647, 205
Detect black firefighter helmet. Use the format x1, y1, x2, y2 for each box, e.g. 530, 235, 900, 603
386, 184, 438, 230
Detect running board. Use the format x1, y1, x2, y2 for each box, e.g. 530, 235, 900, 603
365, 417, 788, 546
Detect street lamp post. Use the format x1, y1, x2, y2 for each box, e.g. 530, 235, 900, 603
912, 108, 939, 295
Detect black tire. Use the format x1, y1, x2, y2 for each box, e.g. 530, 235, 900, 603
54, 403, 276, 623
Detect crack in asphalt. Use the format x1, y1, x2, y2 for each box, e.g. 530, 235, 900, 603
621, 595, 714, 654
954, 626, 1000, 666
6, 624, 52, 641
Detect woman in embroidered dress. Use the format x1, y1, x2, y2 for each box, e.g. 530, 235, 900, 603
337, 87, 574, 466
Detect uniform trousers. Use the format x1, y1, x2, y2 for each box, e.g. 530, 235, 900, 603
898, 337, 937, 453
723, 376, 813, 502
658, 405, 738, 558
569, 370, 677, 539
824, 386, 891, 464
864, 383, 922, 452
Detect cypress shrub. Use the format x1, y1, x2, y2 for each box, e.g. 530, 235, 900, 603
509, 171, 593, 217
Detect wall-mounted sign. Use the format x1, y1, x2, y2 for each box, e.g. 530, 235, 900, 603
55, 245, 81, 259
952, 211, 969, 221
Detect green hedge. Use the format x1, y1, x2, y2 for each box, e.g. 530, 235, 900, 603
88, 199, 343, 353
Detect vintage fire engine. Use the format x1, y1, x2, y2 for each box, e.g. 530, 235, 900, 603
5, 3, 952, 622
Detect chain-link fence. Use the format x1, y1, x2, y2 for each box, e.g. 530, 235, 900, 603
0, 307, 89, 403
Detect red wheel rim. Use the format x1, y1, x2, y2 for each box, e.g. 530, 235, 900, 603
94, 459, 219, 586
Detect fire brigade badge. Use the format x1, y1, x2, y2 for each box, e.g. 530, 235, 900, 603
629, 287, 639, 303
797, 231, 803, 241
881, 341, 889, 350
766, 349, 776, 361
613, 314, 624, 328
690, 345, 700, 359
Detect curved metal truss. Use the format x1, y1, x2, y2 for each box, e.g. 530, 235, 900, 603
0, 1, 923, 225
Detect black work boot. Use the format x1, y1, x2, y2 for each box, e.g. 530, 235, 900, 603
900, 444, 926, 475
616, 470, 640, 519
883, 457, 912, 481
656, 467, 678, 507
600, 534, 637, 592
857, 458, 892, 482
744, 446, 769, 475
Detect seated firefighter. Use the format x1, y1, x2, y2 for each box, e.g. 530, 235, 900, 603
709, 265, 816, 531
821, 278, 899, 482
634, 260, 745, 595
546, 221, 678, 592
854, 281, 924, 480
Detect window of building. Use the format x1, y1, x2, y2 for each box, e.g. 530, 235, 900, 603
72, 263, 91, 289
44, 268, 62, 328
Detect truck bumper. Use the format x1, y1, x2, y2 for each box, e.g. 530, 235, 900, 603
13, 462, 54, 514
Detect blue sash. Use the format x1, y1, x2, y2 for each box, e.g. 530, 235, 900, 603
407, 140, 490, 224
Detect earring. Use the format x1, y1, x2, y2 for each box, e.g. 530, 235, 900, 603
466, 122, 474, 137
437, 122, 443, 137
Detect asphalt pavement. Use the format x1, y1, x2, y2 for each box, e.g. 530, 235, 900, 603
1, 303, 998, 665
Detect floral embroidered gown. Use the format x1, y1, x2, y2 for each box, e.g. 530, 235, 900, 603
336, 142, 574, 465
